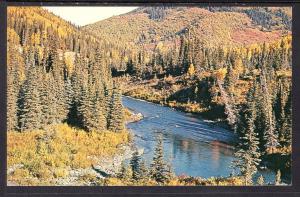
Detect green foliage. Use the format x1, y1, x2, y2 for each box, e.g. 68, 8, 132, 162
150, 134, 169, 184
108, 87, 125, 132
7, 6, 292, 186
7, 7, 125, 133
232, 85, 261, 185
130, 150, 142, 181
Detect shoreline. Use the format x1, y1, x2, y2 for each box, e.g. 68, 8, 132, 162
7, 143, 137, 186
122, 95, 291, 183
123, 94, 232, 131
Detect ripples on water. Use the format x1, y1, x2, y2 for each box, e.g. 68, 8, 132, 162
123, 96, 276, 183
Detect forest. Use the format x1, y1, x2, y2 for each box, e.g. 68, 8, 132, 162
7, 6, 292, 186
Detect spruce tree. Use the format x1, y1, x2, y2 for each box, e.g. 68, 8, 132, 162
7, 55, 20, 131
130, 150, 142, 181
165, 163, 175, 183
78, 86, 94, 131
91, 90, 107, 131
118, 162, 132, 181
39, 73, 59, 127
54, 63, 70, 123
280, 90, 292, 147
150, 134, 168, 184
260, 69, 280, 154
107, 87, 125, 132
19, 65, 43, 131
257, 175, 265, 185
139, 159, 148, 180
232, 86, 261, 186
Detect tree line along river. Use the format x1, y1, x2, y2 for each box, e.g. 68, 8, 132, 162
122, 96, 276, 183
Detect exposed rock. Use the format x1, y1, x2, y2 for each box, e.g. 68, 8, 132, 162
126, 110, 144, 123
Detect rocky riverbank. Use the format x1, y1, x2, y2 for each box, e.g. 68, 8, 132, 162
125, 107, 144, 124
8, 111, 145, 186
7, 143, 138, 186
56, 143, 137, 186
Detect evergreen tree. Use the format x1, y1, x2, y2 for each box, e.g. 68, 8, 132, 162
118, 162, 132, 181
107, 87, 125, 132
283, 91, 292, 146
165, 163, 175, 183
91, 90, 107, 131
39, 73, 59, 127
232, 86, 261, 186
257, 175, 265, 185
139, 159, 148, 180
261, 68, 280, 154
7, 47, 20, 131
78, 86, 94, 131
8, 7, 120, 134
130, 149, 142, 181
150, 134, 168, 184
19, 66, 43, 131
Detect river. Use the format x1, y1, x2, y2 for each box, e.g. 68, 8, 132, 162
122, 96, 276, 183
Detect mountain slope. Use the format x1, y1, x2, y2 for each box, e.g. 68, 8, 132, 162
83, 6, 291, 50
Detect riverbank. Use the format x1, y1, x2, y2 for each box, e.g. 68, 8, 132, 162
124, 107, 144, 124
124, 93, 231, 130
118, 76, 231, 130
122, 96, 291, 184
7, 124, 134, 186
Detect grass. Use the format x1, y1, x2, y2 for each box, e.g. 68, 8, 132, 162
7, 123, 131, 185
103, 175, 245, 186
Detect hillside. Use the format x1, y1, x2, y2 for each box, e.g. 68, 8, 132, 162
7, 6, 292, 186
7, 7, 131, 186
83, 6, 291, 50
8, 7, 99, 54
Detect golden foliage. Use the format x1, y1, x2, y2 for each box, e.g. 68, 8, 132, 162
276, 70, 292, 78
64, 53, 75, 74
8, 124, 131, 185
104, 175, 245, 186
213, 68, 227, 81
187, 63, 195, 77
7, 27, 20, 44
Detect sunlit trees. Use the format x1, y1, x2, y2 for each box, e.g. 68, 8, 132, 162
19, 66, 43, 131
7, 43, 21, 131
108, 87, 125, 132
257, 175, 265, 185
7, 7, 125, 134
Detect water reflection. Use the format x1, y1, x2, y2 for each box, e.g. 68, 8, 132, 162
123, 96, 275, 180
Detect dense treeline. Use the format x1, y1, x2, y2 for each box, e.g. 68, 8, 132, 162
206, 7, 292, 31
7, 7, 292, 185
122, 29, 292, 149
84, 6, 291, 73
7, 7, 125, 133
120, 26, 292, 183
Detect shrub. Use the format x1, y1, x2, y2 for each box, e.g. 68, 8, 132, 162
7, 123, 131, 185
53, 168, 69, 178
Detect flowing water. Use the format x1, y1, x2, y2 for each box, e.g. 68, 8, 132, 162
122, 96, 276, 183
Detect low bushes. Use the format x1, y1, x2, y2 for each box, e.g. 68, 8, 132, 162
8, 123, 131, 185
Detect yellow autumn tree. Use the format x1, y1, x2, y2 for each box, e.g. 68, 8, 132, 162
214, 68, 227, 81
187, 63, 195, 77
